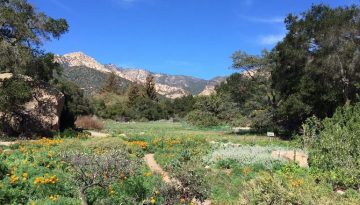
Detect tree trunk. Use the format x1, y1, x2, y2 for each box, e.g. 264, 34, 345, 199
79, 187, 88, 205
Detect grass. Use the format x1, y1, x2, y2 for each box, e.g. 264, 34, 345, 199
2, 121, 360, 204
104, 120, 295, 147
104, 121, 360, 204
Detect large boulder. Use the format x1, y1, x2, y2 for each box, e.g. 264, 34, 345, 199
0, 73, 64, 137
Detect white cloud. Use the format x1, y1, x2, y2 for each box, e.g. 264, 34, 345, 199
259, 34, 285, 45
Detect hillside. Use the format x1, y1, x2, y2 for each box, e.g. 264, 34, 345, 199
55, 52, 225, 98
59, 65, 131, 96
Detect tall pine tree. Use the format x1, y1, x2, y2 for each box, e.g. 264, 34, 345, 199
145, 74, 158, 101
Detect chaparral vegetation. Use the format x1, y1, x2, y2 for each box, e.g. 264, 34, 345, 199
1, 0, 360, 204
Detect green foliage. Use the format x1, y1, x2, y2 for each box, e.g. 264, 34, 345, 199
0, 75, 32, 136
91, 93, 129, 120
145, 74, 158, 101
301, 116, 323, 149
215, 50, 277, 132
309, 103, 360, 188
171, 95, 196, 118
53, 80, 92, 130
100, 71, 120, 94
186, 110, 219, 127
0, 0, 68, 80
238, 171, 340, 205
272, 4, 360, 135
185, 94, 240, 127
59, 65, 131, 96
173, 161, 211, 203
0, 75, 32, 113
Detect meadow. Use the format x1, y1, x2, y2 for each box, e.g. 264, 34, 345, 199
1, 121, 360, 204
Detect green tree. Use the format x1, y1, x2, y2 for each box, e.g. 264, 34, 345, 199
0, 0, 68, 135
272, 4, 360, 136
54, 80, 92, 130
100, 72, 118, 94
0, 75, 32, 135
127, 83, 145, 106
216, 50, 277, 132
186, 94, 240, 127
145, 74, 158, 101
0, 0, 68, 80
172, 95, 196, 118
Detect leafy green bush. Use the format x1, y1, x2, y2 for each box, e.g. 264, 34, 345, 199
53, 79, 92, 130
249, 109, 275, 133
238, 171, 345, 205
302, 115, 323, 149
309, 103, 360, 188
185, 110, 219, 127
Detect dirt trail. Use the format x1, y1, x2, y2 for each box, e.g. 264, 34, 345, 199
0, 141, 17, 146
87, 130, 109, 138
144, 154, 211, 205
144, 154, 179, 185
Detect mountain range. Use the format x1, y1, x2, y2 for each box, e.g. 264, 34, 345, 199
55, 52, 226, 98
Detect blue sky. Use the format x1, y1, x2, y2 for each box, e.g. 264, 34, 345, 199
30, 0, 358, 79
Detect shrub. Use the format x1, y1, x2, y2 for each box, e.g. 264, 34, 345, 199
204, 144, 288, 170
61, 149, 139, 205
301, 115, 323, 149
160, 161, 210, 205
238, 172, 342, 205
53, 79, 92, 131
185, 110, 219, 127
249, 109, 275, 133
75, 116, 103, 130
309, 103, 360, 189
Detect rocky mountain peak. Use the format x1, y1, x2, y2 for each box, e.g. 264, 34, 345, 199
55, 52, 226, 98
56, 52, 110, 73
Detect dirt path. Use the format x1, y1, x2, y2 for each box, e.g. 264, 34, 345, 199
144, 154, 179, 185
0, 141, 17, 146
87, 130, 110, 138
144, 154, 211, 205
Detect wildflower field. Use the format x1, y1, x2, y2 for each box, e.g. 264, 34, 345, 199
1, 121, 360, 204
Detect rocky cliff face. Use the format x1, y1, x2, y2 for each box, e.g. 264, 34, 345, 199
55, 52, 225, 98
0, 73, 64, 137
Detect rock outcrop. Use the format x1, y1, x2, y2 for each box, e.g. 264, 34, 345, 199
0, 73, 64, 137
55, 52, 225, 98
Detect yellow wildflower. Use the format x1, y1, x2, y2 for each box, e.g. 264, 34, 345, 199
10, 175, 19, 184
143, 172, 152, 177
242, 166, 251, 175
49, 195, 59, 201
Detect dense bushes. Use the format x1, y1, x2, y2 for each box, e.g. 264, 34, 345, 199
186, 110, 219, 127
53, 80, 92, 131
185, 94, 240, 127
75, 116, 103, 130
308, 103, 360, 189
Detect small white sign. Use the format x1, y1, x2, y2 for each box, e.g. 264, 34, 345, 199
267, 132, 275, 137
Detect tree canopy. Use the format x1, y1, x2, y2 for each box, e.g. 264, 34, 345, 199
0, 0, 68, 81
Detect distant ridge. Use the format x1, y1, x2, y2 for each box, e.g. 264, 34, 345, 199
55, 52, 225, 98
